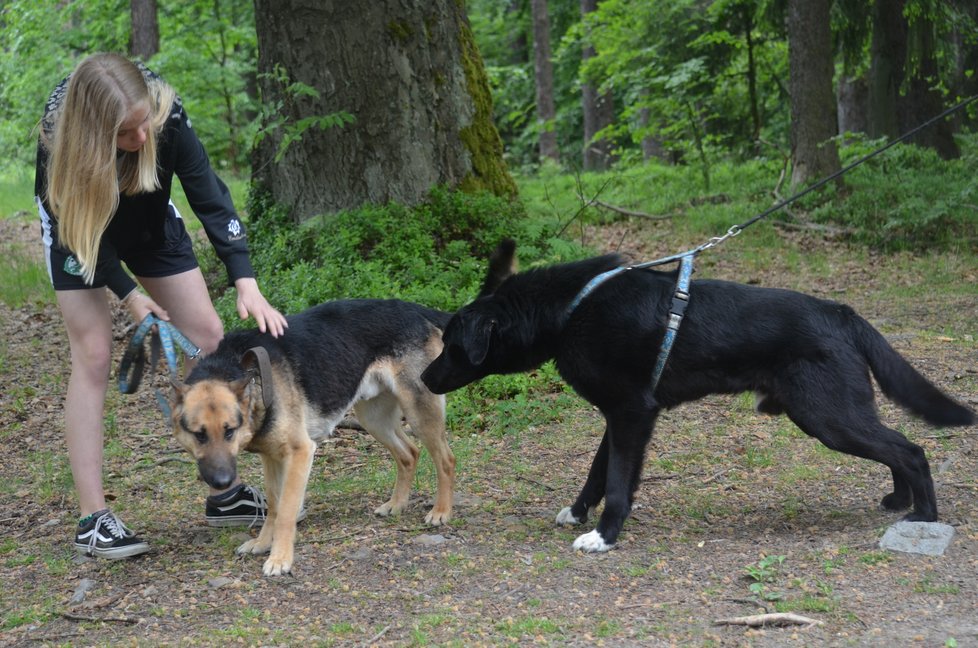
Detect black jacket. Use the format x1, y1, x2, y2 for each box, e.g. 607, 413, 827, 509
34, 65, 254, 299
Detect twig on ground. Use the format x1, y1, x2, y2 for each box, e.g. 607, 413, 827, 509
575, 194, 671, 220
364, 624, 391, 646
138, 456, 191, 470
714, 612, 823, 628
516, 474, 555, 491
61, 612, 139, 625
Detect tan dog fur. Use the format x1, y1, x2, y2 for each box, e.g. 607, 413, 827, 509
171, 339, 454, 576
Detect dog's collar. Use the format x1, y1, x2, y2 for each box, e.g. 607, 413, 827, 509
564, 254, 695, 393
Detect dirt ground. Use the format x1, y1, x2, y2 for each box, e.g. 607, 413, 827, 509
1, 212, 976, 647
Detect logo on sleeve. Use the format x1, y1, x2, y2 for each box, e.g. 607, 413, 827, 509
227, 219, 245, 241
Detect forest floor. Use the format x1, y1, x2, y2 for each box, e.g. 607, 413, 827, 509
1, 210, 977, 647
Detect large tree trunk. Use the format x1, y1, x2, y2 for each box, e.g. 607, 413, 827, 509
580, 0, 614, 171
868, 0, 906, 139
129, 0, 159, 61
252, 0, 516, 222
786, 0, 840, 189
531, 0, 559, 163
901, 17, 960, 159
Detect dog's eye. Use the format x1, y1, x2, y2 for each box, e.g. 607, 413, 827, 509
223, 425, 235, 442
193, 431, 207, 445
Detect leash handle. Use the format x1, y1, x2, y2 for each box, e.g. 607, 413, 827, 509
118, 314, 201, 395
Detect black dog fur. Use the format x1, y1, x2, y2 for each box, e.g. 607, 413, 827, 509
421, 240, 975, 552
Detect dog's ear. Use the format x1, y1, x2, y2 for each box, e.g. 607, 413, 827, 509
170, 377, 188, 405
478, 238, 516, 298
460, 312, 495, 366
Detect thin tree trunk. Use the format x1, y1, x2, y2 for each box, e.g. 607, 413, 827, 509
531, 0, 559, 163
130, 0, 159, 61
787, 0, 841, 188
580, 0, 615, 171
868, 0, 906, 139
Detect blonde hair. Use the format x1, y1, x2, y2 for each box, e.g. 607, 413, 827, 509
44, 53, 176, 284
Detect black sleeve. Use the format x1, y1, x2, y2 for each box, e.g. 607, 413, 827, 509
170, 106, 255, 285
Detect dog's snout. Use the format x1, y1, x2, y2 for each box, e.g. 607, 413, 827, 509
198, 457, 237, 491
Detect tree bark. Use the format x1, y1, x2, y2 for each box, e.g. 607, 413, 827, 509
580, 0, 614, 171
786, 0, 841, 189
868, 0, 906, 139
129, 0, 159, 61
531, 0, 559, 163
252, 0, 516, 222
901, 17, 960, 159
837, 75, 868, 136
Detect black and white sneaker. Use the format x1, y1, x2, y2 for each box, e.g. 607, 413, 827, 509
74, 509, 150, 560
205, 484, 307, 527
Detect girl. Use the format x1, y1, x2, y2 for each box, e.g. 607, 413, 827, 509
35, 53, 288, 559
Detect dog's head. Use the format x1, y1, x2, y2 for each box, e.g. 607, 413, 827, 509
170, 350, 268, 490
422, 239, 533, 394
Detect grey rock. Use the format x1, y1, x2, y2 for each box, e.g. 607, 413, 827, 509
879, 521, 955, 556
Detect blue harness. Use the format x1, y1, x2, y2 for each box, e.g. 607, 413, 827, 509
565, 253, 695, 393
118, 314, 201, 419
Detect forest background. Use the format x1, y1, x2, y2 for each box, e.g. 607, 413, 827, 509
1, 1, 977, 645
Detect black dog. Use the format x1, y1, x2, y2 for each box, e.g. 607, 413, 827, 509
421, 240, 975, 552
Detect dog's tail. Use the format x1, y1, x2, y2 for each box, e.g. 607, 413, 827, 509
854, 315, 975, 427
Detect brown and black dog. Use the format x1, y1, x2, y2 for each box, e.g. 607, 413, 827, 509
170, 299, 454, 576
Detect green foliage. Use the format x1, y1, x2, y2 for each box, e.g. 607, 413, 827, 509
212, 186, 587, 322
254, 64, 356, 164
809, 133, 978, 251
0, 0, 256, 171
744, 554, 787, 601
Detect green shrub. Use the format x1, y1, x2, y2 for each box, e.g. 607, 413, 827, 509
206, 185, 591, 323
808, 134, 978, 251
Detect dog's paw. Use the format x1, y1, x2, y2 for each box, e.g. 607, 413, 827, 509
424, 508, 452, 526
262, 555, 293, 577
236, 538, 271, 555
880, 492, 912, 511
555, 507, 583, 526
375, 502, 406, 518
572, 529, 613, 553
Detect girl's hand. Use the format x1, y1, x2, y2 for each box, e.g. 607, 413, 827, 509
122, 289, 169, 324
234, 277, 288, 337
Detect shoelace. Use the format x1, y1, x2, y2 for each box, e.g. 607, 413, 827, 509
243, 487, 267, 529
87, 512, 133, 551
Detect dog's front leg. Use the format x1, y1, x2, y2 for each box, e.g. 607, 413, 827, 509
556, 430, 609, 527
236, 454, 282, 558
263, 438, 316, 576
572, 410, 658, 553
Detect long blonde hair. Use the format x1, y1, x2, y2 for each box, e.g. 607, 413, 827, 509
44, 53, 175, 284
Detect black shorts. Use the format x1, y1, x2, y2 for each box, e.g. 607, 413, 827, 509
45, 203, 199, 291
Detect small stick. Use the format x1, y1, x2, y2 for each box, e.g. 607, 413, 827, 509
364, 624, 391, 645
714, 612, 823, 628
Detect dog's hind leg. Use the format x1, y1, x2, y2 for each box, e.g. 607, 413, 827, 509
780, 368, 937, 522
573, 407, 660, 553
400, 391, 455, 526
355, 394, 421, 519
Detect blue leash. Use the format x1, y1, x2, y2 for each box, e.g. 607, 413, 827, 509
566, 252, 696, 394
118, 314, 201, 419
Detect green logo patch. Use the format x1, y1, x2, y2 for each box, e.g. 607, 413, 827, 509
63, 255, 83, 276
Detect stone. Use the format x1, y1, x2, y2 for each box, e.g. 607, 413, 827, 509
879, 521, 955, 556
